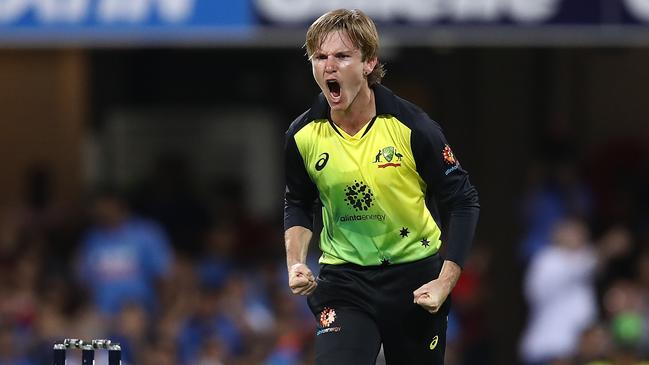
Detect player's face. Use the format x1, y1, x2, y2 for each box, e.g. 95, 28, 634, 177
311, 30, 376, 113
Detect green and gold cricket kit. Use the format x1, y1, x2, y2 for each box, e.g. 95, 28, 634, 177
284, 84, 479, 267
284, 84, 479, 365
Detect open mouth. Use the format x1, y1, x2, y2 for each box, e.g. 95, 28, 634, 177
326, 80, 341, 99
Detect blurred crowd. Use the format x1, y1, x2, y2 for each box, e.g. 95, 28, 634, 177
518, 124, 649, 365
0, 159, 318, 365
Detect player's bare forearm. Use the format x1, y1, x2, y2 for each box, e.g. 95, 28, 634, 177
437, 260, 462, 292
285, 226, 313, 269
413, 260, 462, 313
285, 226, 317, 295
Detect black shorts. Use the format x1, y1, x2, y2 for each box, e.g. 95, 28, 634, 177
307, 254, 450, 365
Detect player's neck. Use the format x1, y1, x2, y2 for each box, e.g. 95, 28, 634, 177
331, 86, 376, 136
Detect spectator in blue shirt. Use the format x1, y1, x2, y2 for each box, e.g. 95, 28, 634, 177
77, 188, 173, 316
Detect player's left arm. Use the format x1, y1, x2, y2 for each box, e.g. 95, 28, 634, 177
413, 260, 462, 313
410, 115, 480, 313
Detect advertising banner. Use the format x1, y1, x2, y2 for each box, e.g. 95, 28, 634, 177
1, 0, 649, 45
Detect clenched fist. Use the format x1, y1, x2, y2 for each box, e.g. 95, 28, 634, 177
413, 279, 451, 313
413, 260, 461, 313
288, 263, 317, 295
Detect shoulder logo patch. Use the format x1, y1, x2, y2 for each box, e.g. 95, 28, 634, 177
443, 145, 461, 175
315, 152, 329, 171
442, 145, 457, 165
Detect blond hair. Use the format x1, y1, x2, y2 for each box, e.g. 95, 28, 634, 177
305, 9, 386, 86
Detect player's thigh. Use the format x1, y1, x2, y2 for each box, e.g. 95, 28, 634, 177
381, 299, 449, 365
313, 306, 381, 365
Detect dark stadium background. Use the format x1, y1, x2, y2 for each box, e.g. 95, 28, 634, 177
1, 2, 649, 364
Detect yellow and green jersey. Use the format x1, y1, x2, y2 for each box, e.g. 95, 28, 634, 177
284, 84, 479, 267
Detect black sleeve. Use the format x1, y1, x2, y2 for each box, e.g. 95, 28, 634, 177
284, 131, 319, 231
411, 117, 480, 268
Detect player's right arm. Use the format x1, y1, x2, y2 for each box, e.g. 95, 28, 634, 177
284, 112, 319, 295
286, 226, 317, 295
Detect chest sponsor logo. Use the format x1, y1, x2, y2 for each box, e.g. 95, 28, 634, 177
340, 180, 387, 223
315, 152, 329, 171
344, 180, 374, 211
373, 146, 402, 168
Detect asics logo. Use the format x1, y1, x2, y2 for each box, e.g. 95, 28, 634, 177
315, 152, 329, 171
429, 335, 439, 350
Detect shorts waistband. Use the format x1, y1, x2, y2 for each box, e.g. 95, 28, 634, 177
321, 253, 441, 271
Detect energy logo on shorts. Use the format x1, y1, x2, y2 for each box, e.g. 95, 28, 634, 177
317, 307, 342, 336
344, 180, 374, 211
319, 307, 336, 327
